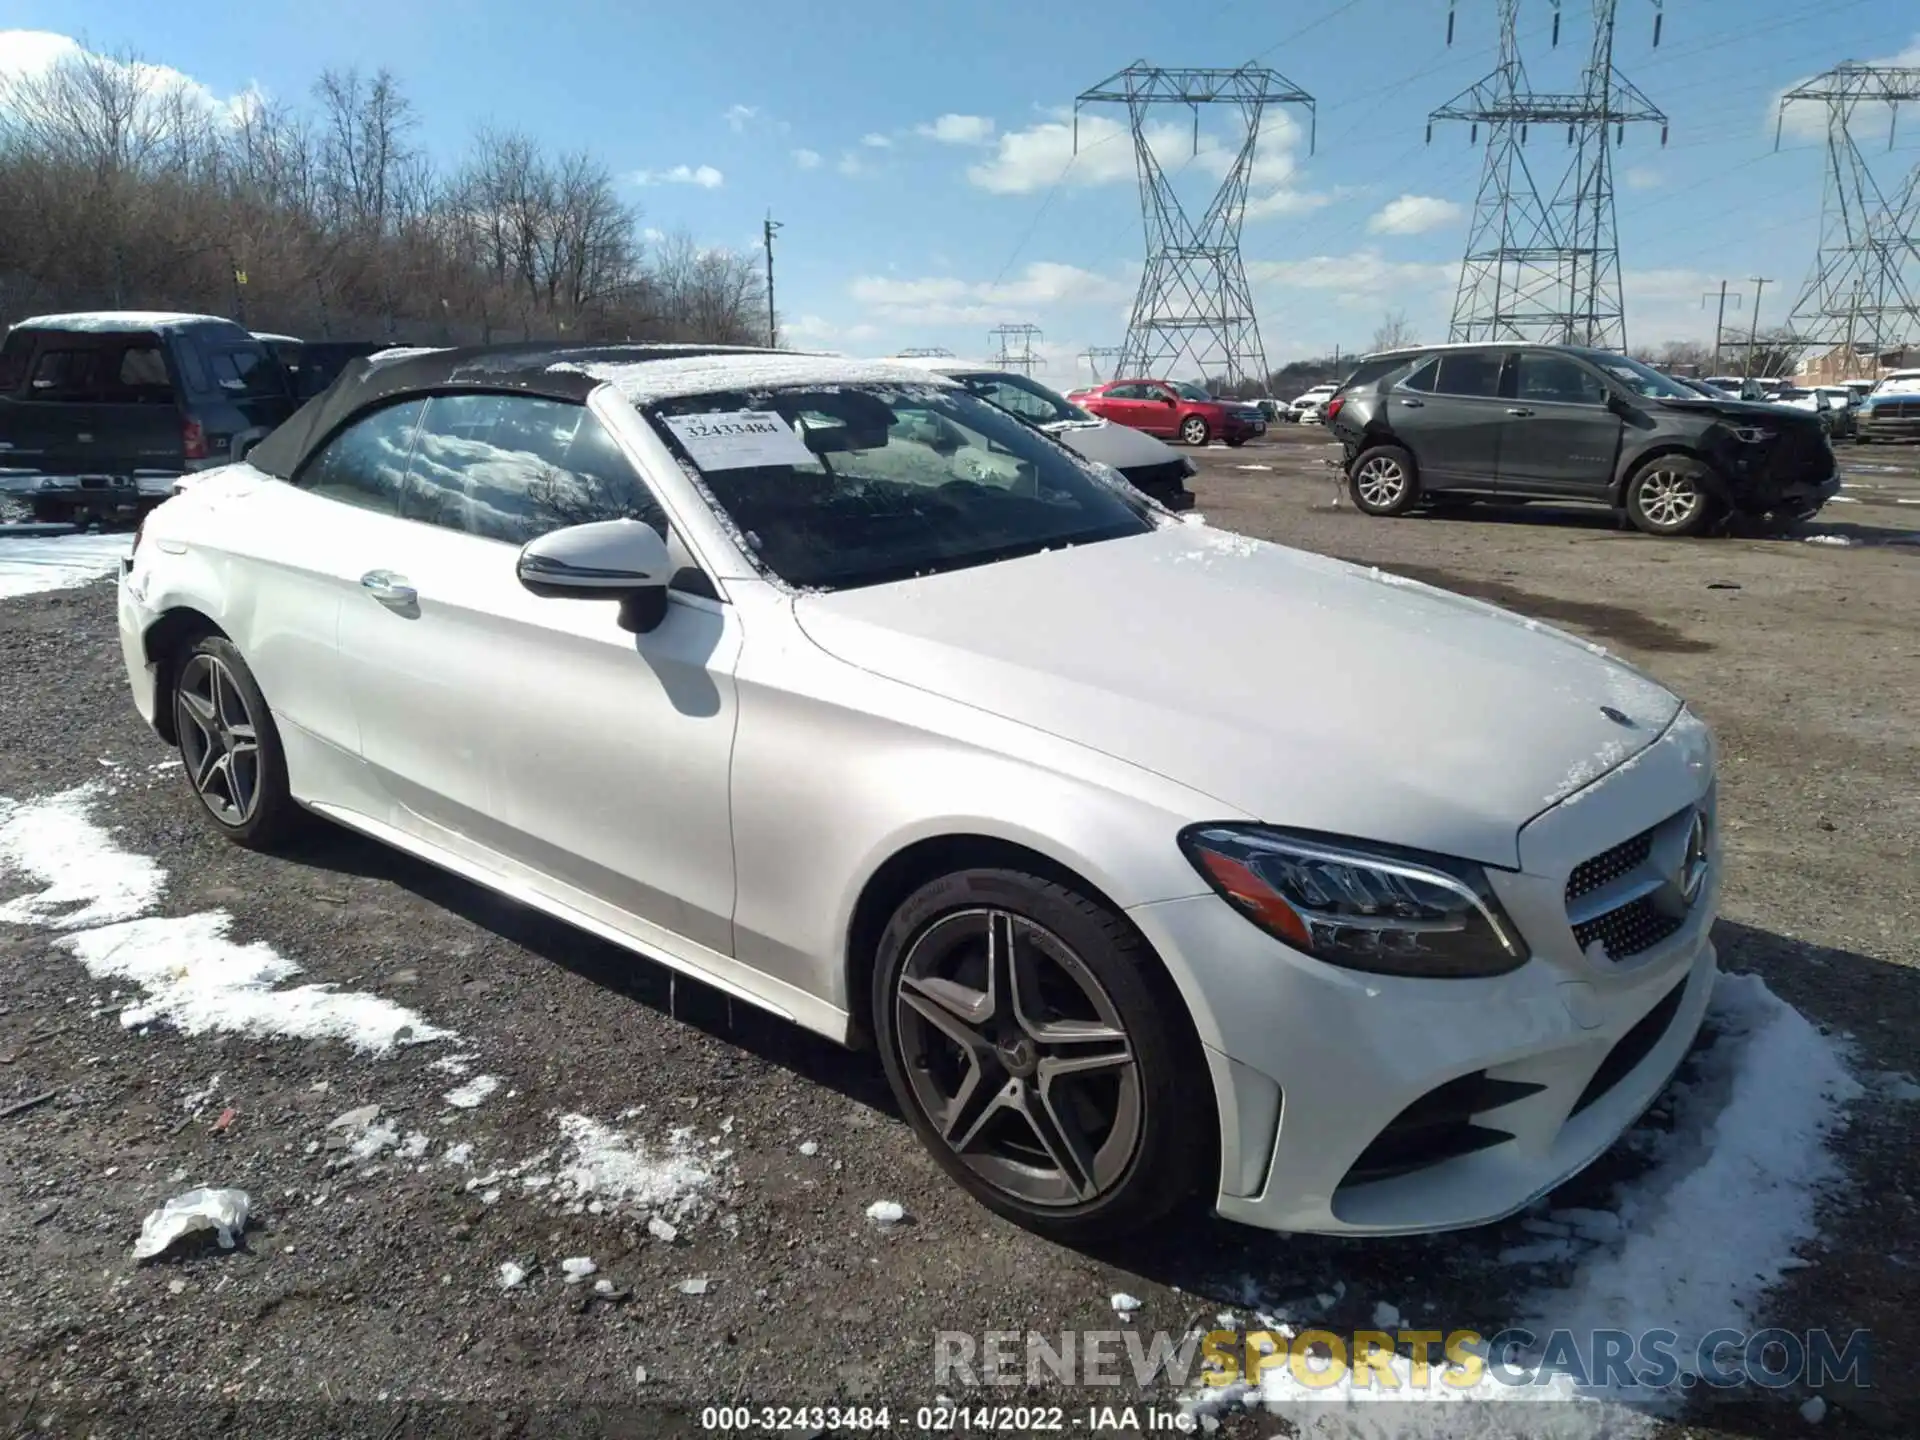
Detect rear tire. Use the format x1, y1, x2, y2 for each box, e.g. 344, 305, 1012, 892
1179, 416, 1211, 446
171, 635, 304, 850
1624, 456, 1718, 537
1348, 444, 1421, 516
29, 499, 72, 525
872, 868, 1211, 1242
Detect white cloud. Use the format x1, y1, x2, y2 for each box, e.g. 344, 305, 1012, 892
860, 132, 893, 149
966, 107, 1313, 221
1623, 166, 1664, 191
915, 113, 995, 146
791, 147, 822, 170
632, 164, 724, 189
1367, 194, 1465, 235
0, 29, 260, 127
723, 103, 758, 133
783, 314, 880, 346
850, 261, 1133, 328
836, 150, 870, 177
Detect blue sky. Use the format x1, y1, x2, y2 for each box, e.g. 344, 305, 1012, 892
3, 0, 1917, 381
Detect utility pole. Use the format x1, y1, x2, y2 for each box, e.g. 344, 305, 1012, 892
762, 212, 782, 348
1702, 281, 1740, 373
1743, 276, 1770, 378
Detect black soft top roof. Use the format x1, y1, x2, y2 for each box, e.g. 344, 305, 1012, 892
246, 342, 782, 481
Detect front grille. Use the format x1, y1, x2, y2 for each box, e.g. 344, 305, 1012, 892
1338, 1072, 1543, 1189
1573, 895, 1685, 960
1570, 979, 1687, 1117
1868, 398, 1920, 419
1565, 828, 1653, 902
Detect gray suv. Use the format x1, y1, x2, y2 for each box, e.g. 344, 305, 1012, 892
1325, 343, 1839, 537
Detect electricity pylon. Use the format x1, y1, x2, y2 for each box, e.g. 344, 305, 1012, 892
1081, 345, 1126, 382
1778, 63, 1920, 378
988, 323, 1044, 375
1430, 1, 1666, 349
1076, 63, 1314, 389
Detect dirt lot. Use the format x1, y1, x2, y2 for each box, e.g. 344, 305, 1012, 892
0, 431, 1916, 1439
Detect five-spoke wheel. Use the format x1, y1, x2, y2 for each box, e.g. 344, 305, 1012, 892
169, 634, 301, 848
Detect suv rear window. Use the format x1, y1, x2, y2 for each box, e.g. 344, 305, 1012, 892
22, 334, 176, 403
1433, 352, 1503, 398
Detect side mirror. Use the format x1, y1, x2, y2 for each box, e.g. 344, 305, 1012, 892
517, 519, 673, 634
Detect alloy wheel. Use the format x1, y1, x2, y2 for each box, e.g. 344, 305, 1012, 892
1637, 469, 1701, 529
175, 653, 262, 827
1355, 455, 1407, 508
894, 908, 1142, 1208
1181, 418, 1208, 445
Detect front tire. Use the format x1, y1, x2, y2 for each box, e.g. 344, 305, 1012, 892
1624, 456, 1717, 537
1348, 444, 1421, 515
171, 635, 303, 849
1179, 416, 1211, 446
872, 868, 1210, 1242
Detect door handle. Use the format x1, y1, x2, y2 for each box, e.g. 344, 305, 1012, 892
1506, 407, 1535, 416
360, 570, 417, 607
1399, 397, 1424, 408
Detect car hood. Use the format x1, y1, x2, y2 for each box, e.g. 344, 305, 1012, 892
791, 525, 1681, 869
1042, 418, 1184, 470
1653, 395, 1820, 426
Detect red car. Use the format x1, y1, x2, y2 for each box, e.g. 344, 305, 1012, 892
1066, 379, 1267, 447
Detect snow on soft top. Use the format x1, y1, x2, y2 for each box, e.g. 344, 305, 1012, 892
0, 784, 453, 1054
1188, 971, 1859, 1436
582, 352, 959, 406
0, 533, 131, 601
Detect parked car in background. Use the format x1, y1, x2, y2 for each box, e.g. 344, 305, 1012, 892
253, 335, 388, 401
117, 342, 1721, 1242
1326, 342, 1838, 536
1855, 368, 1920, 444
0, 311, 294, 525
1290, 384, 1339, 423
887, 358, 1196, 509
1068, 379, 1266, 447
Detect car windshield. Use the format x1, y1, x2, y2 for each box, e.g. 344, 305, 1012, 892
1874, 374, 1920, 395
1172, 381, 1213, 401
644, 384, 1157, 592
1589, 353, 1700, 400
953, 371, 1093, 425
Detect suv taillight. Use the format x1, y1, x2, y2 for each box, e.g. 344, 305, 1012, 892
1325, 396, 1345, 422
182, 419, 207, 460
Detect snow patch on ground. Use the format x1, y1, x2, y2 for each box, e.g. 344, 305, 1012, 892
549, 1113, 727, 1224
0, 786, 165, 927
1189, 972, 1858, 1434
1803, 534, 1851, 547
60, 911, 451, 1053
444, 1074, 501, 1109
0, 532, 130, 599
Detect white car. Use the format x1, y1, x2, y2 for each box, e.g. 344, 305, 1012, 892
1291, 384, 1339, 422
116, 345, 1719, 1240
886, 358, 1196, 510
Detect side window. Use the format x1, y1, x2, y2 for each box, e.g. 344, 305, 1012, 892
203, 345, 286, 399
1103, 384, 1137, 400
1399, 357, 1439, 393
404, 393, 668, 546
172, 338, 209, 394
1433, 352, 1503, 398
968, 378, 1053, 422
115, 344, 174, 403
1514, 353, 1607, 406
293, 399, 426, 514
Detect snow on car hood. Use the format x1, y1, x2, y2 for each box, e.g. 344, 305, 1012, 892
791, 525, 1681, 869
1041, 418, 1184, 471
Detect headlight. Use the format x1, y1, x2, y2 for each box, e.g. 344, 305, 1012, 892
1729, 426, 1775, 444
1177, 825, 1529, 978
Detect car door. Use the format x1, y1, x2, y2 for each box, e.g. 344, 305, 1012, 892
1382, 349, 1509, 491
1494, 350, 1623, 498
336, 389, 740, 955
1080, 384, 1130, 426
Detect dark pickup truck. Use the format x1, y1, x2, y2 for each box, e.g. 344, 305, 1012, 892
0, 312, 296, 524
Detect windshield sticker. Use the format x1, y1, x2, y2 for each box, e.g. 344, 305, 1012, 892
660, 410, 813, 470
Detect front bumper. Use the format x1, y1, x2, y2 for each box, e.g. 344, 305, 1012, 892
1856, 408, 1920, 442
117, 567, 162, 732
1129, 711, 1720, 1236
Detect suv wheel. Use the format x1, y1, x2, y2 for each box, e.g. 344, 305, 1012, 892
1179, 416, 1211, 446
1349, 445, 1421, 516
872, 868, 1210, 1242
1625, 457, 1716, 537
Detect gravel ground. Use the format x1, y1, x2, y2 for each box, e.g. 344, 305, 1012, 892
0, 432, 1916, 1439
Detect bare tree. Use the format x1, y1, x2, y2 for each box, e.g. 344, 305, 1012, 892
1369, 310, 1416, 353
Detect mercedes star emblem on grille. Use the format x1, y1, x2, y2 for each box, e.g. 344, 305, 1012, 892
1679, 809, 1710, 904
